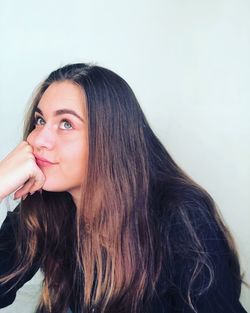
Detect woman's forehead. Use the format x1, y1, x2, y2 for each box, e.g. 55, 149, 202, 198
38, 81, 87, 116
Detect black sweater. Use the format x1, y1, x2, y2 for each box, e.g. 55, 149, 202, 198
0, 204, 248, 313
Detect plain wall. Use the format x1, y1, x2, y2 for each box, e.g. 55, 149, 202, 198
0, 0, 249, 311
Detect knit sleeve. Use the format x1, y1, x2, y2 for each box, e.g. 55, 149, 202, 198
0, 206, 40, 308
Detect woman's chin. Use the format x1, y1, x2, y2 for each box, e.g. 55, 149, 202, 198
41, 184, 68, 193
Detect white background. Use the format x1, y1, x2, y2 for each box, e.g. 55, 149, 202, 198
0, 0, 249, 312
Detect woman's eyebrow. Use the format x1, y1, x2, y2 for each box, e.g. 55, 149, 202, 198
35, 107, 84, 123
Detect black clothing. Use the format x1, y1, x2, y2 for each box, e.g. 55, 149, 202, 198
0, 207, 40, 308
0, 203, 248, 312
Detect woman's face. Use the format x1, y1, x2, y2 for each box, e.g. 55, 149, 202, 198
27, 80, 88, 204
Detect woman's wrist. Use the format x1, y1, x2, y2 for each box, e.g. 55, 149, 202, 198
0, 193, 5, 203
0, 193, 4, 203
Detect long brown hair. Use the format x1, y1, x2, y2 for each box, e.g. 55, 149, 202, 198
0, 64, 243, 313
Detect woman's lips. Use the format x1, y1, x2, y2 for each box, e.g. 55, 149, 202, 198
36, 159, 54, 167
35, 156, 57, 167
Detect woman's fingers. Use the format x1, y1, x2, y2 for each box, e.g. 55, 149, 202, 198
28, 171, 46, 195
13, 178, 36, 200
0, 141, 46, 201
14, 164, 46, 200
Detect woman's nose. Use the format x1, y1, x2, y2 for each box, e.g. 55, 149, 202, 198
28, 125, 56, 151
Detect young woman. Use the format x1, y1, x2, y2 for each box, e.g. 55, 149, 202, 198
0, 63, 248, 313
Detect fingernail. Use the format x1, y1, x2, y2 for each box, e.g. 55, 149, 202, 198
29, 191, 35, 196
22, 195, 28, 201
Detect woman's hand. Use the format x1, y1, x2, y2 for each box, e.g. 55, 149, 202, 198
0, 141, 45, 201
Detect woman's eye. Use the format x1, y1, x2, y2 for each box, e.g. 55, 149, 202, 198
34, 116, 45, 126
33, 116, 72, 130
60, 120, 73, 130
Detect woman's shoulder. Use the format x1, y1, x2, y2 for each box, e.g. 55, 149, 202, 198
157, 183, 235, 278
155, 181, 222, 238
154, 183, 246, 312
